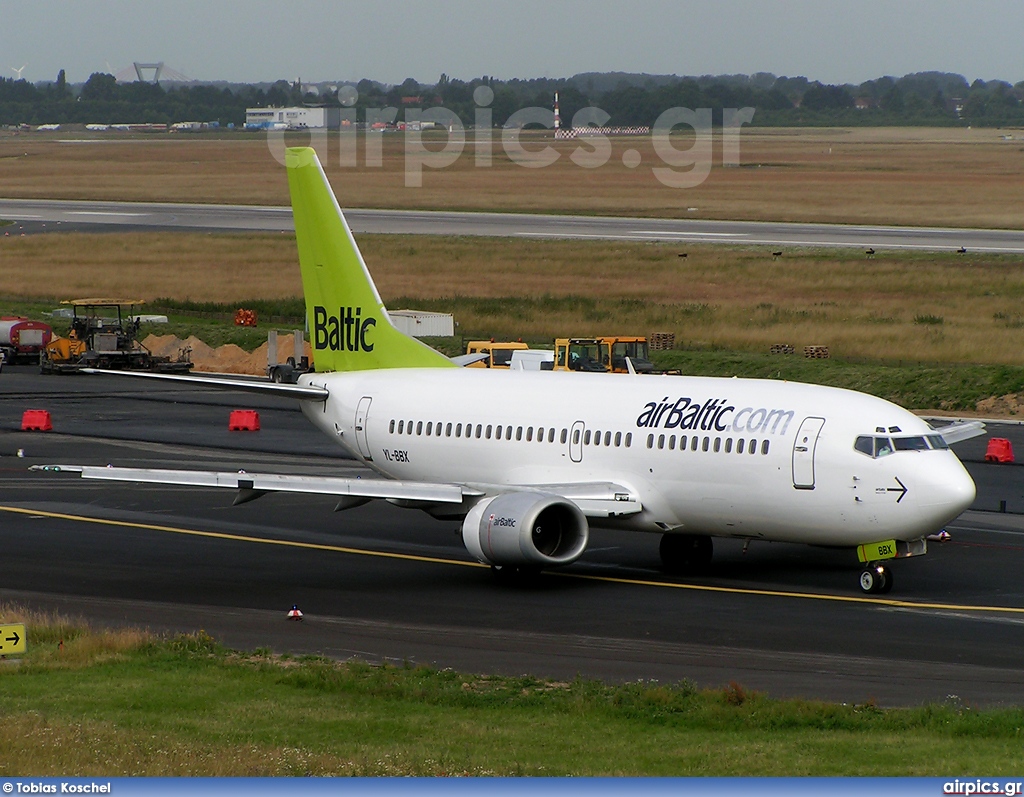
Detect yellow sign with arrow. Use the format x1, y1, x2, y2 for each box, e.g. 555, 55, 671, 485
0, 623, 26, 655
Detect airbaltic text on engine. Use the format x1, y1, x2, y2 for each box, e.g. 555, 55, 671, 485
313, 305, 376, 352
637, 396, 795, 435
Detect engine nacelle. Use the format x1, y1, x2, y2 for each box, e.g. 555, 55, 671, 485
462, 492, 589, 568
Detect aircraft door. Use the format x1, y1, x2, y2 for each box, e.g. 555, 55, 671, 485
792, 416, 825, 490
569, 420, 585, 463
354, 396, 373, 461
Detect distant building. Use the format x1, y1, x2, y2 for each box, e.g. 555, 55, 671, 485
245, 107, 341, 130
388, 310, 454, 338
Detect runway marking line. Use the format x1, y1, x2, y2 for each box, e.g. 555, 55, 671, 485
5, 503, 1023, 615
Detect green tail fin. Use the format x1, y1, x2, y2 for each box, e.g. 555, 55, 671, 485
285, 147, 454, 372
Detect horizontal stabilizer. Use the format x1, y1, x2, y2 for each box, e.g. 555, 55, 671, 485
80, 368, 329, 401
451, 352, 490, 367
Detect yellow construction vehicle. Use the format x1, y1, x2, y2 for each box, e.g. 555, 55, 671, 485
41, 299, 193, 374
553, 336, 655, 373
464, 340, 529, 368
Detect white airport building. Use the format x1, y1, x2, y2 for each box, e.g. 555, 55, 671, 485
245, 106, 342, 130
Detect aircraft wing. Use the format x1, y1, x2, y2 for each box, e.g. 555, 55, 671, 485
80, 368, 329, 401
481, 481, 643, 517
33, 465, 642, 518
933, 419, 986, 445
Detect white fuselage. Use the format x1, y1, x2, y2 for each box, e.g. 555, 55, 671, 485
299, 368, 975, 547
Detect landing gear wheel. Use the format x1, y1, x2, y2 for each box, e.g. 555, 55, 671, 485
859, 564, 892, 594
660, 534, 713, 574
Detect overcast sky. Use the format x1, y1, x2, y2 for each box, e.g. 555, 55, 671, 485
5, 0, 1023, 87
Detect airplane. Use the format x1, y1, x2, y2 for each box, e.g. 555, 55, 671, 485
40, 146, 983, 595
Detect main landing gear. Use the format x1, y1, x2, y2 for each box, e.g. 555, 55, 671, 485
660, 534, 713, 574
859, 563, 893, 594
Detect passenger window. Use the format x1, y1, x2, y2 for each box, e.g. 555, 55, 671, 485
389, 420, 395, 434
416, 421, 423, 435
426, 421, 433, 436
854, 436, 873, 457
713, 438, 721, 453
702, 437, 710, 452
594, 430, 601, 446
571, 429, 578, 445
516, 426, 523, 441
445, 423, 452, 437
537, 426, 544, 441
398, 420, 404, 434
725, 438, 733, 453
486, 424, 492, 439
476, 424, 482, 438
668, 435, 676, 450
614, 431, 622, 447
658, 434, 665, 450
647, 434, 654, 449
548, 428, 555, 443
496, 425, 503, 440
585, 430, 592, 445
737, 438, 745, 454
749, 439, 757, 454
690, 436, 698, 452
761, 440, 770, 455
456, 423, 462, 438
625, 433, 632, 447
526, 427, 533, 442
506, 425, 513, 440
604, 431, 611, 447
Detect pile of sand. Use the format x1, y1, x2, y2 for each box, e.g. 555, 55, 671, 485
975, 393, 1024, 418
141, 333, 311, 375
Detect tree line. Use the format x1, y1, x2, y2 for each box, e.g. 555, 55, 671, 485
2, 69, 1022, 128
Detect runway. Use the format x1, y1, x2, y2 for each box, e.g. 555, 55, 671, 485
3, 367, 1024, 707
3, 197, 1023, 252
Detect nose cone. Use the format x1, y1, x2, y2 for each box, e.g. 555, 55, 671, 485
920, 455, 976, 526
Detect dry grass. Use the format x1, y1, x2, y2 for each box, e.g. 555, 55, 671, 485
0, 603, 153, 669
2, 127, 1024, 227
5, 231, 1024, 364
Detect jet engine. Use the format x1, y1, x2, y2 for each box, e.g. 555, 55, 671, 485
462, 492, 589, 568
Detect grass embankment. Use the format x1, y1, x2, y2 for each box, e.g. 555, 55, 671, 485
5, 232, 1024, 407
2, 606, 1023, 776
5, 233, 1024, 365
2, 127, 1024, 228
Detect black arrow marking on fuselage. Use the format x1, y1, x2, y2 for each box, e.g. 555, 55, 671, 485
886, 477, 908, 504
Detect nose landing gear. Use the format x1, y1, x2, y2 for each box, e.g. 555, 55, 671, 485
859, 563, 892, 594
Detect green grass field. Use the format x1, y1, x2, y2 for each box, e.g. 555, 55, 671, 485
2, 609, 1023, 776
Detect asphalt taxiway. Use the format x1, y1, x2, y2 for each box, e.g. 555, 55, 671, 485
3, 367, 1024, 707
3, 197, 1024, 252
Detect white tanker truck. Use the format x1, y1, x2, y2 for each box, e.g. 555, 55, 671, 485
0, 317, 53, 364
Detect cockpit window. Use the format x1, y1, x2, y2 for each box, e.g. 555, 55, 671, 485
855, 433, 947, 458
